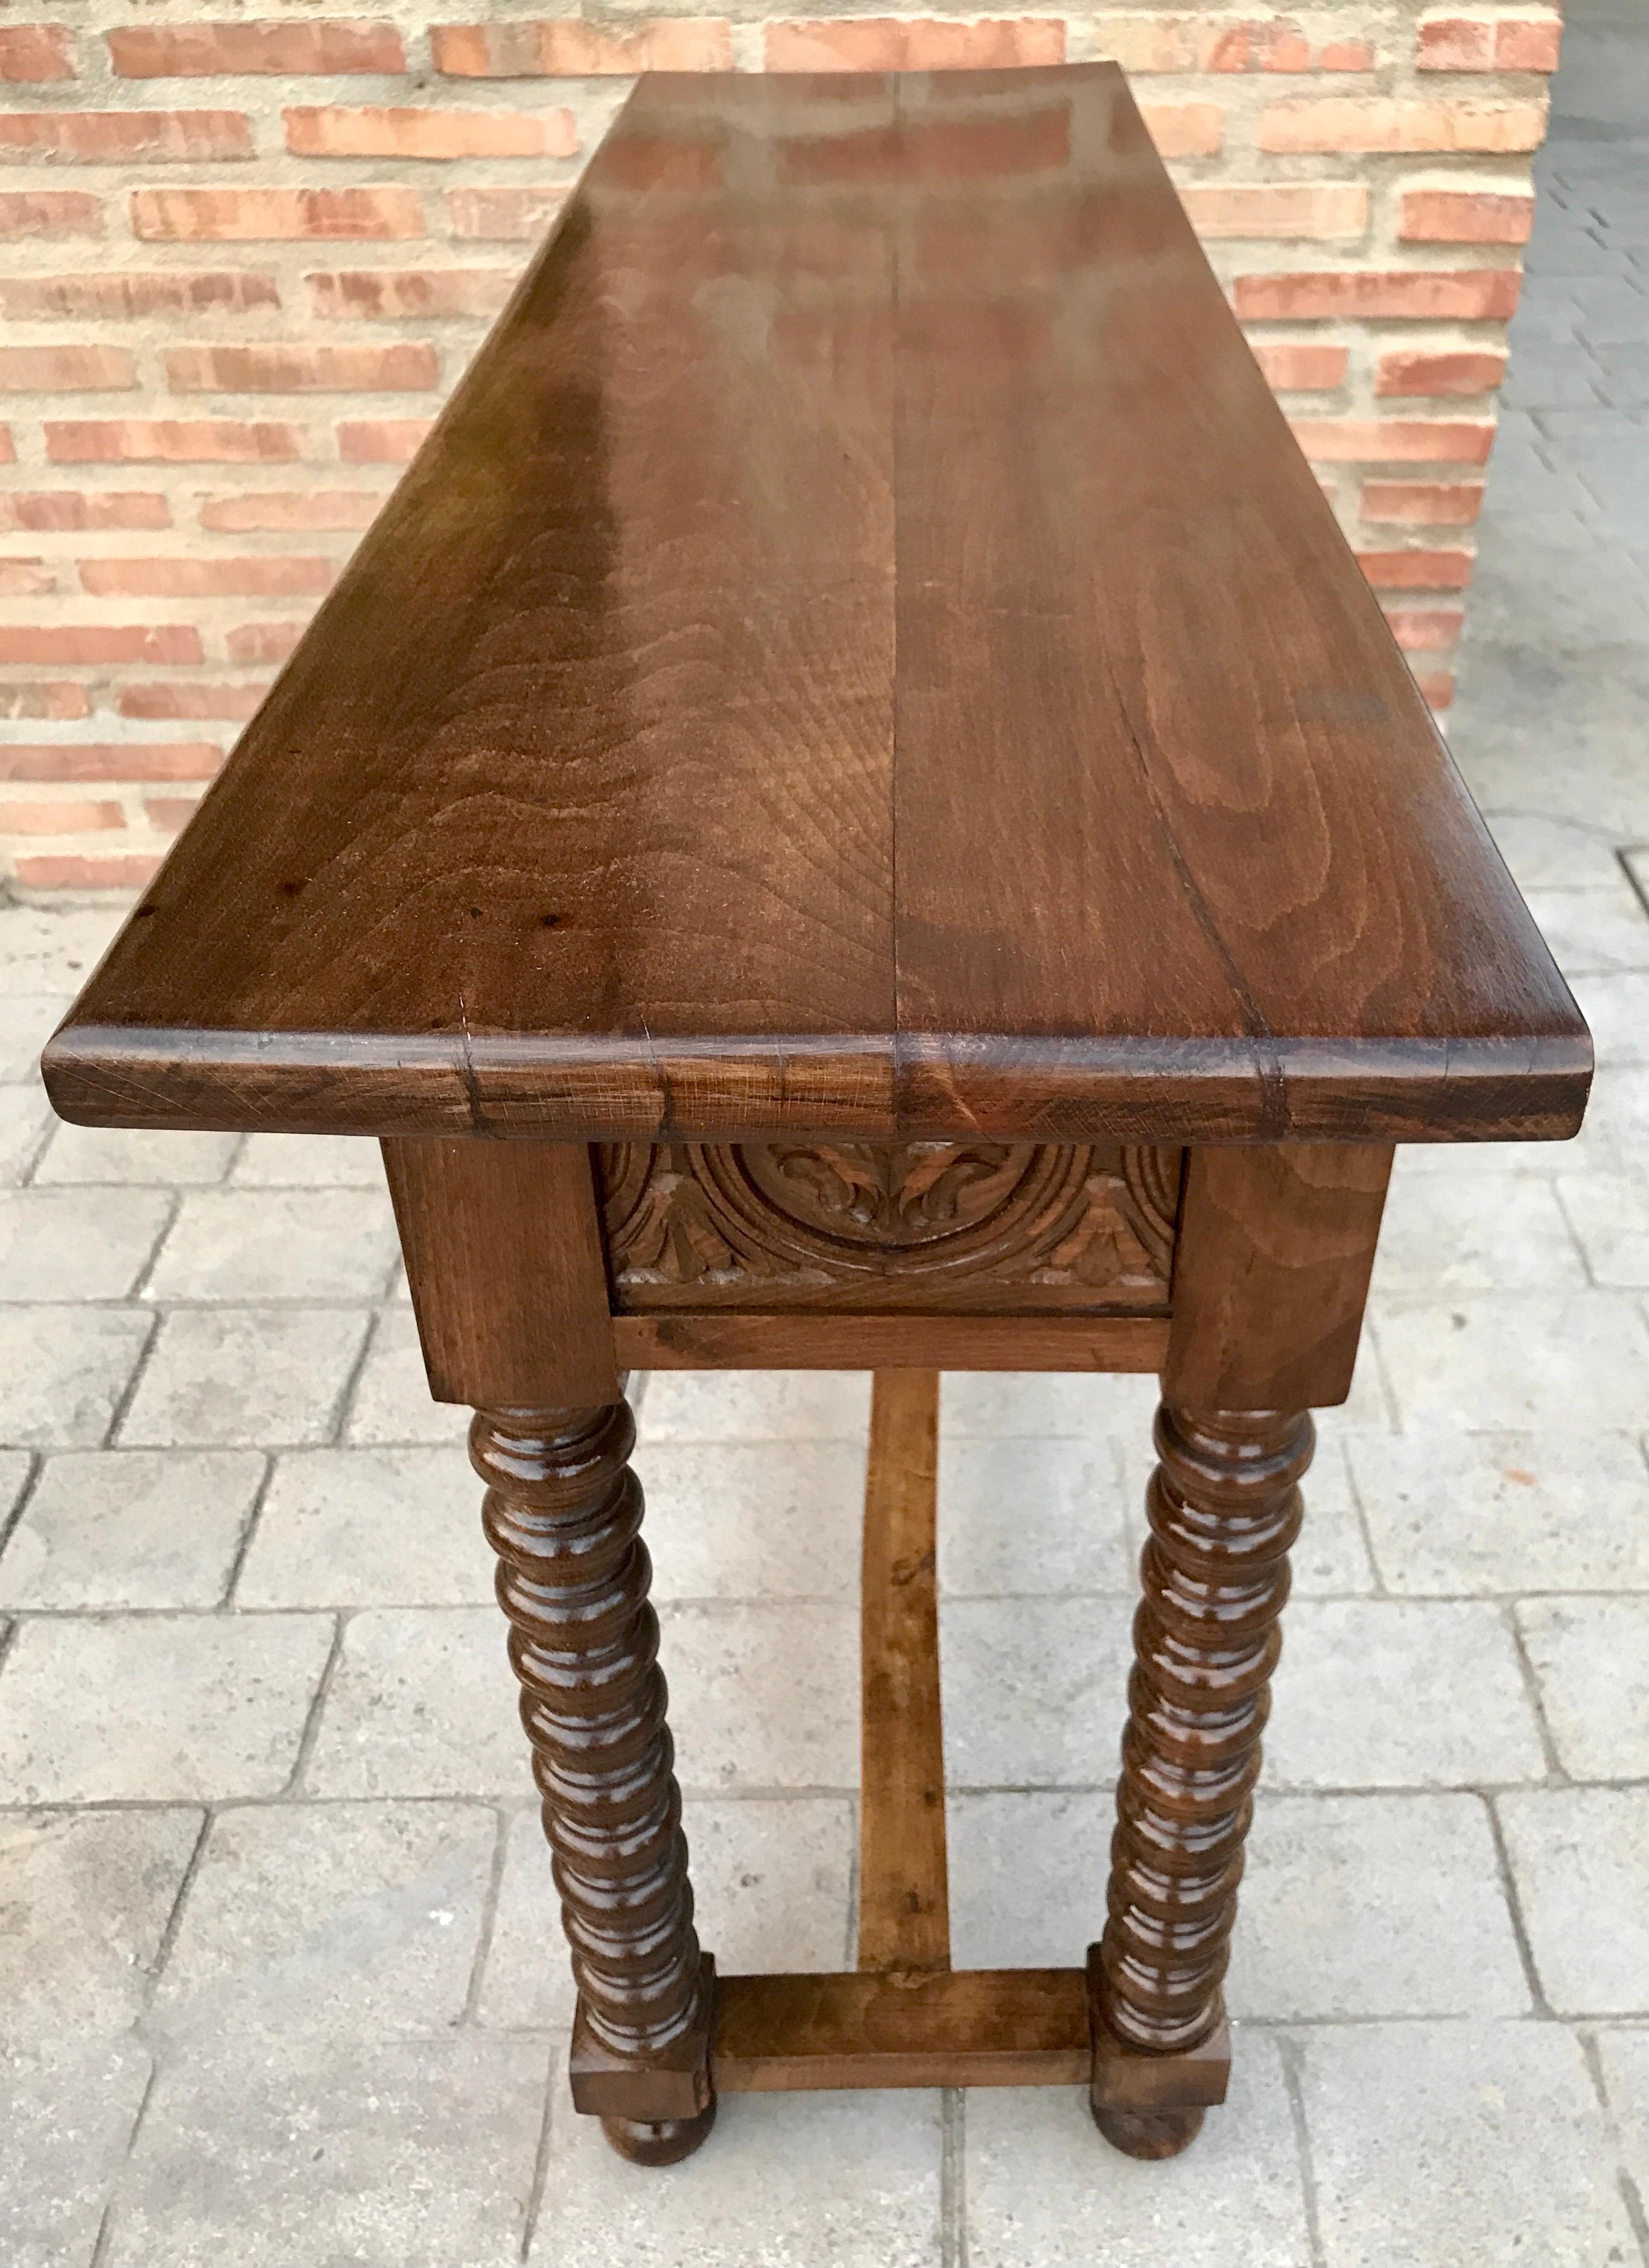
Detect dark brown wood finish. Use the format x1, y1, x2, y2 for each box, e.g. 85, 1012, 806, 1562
1091, 1140, 1388, 2159
42, 68, 1587, 1150
857, 1370, 949, 1973
383, 1137, 619, 1408
474, 1399, 717, 2164
611, 1310, 1171, 1370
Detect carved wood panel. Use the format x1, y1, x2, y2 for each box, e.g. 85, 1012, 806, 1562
595, 1142, 1181, 1314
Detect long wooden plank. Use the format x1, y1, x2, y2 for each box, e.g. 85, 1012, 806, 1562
46, 72, 900, 1143
612, 1312, 1171, 1371
713, 1968, 1090, 2091
858, 1371, 948, 1972
43, 68, 1587, 1149
886, 66, 1587, 1147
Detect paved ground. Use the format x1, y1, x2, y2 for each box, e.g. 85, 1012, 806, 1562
3, 10, 1648, 2265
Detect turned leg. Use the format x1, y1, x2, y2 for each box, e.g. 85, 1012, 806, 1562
1093, 1400, 1311, 2159
473, 1397, 716, 2166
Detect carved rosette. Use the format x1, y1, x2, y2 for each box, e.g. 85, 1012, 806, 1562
595, 1141, 1181, 1311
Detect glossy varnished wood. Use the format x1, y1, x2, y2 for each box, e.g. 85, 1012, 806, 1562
857, 1370, 948, 1973
43, 68, 1587, 1149
472, 1400, 715, 2161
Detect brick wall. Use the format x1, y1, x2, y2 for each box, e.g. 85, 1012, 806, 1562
0, 5, 1559, 889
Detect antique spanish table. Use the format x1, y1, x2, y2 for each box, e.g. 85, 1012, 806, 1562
45, 66, 1590, 2170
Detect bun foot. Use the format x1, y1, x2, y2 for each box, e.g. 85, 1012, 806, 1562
600, 2098, 718, 2167
1091, 2103, 1205, 2161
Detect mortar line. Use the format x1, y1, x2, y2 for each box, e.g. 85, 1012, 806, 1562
279, 1609, 348, 1799
1277, 2033, 1329, 2268
940, 2086, 969, 2268
1483, 1791, 1554, 2019
1578, 2029, 1649, 2268
461, 1802, 514, 2026
1504, 1601, 1571, 1784
98, 1306, 162, 1450
220, 1450, 278, 1609
518, 2039, 559, 2266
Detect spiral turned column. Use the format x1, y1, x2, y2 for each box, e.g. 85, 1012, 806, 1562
472, 1398, 715, 2167
1093, 1400, 1312, 2159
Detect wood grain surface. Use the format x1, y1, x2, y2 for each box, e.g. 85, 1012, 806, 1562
43, 66, 1588, 1149
857, 1370, 948, 1973
713, 1967, 1092, 2091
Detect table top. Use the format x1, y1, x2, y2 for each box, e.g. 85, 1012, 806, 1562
44, 65, 1589, 1149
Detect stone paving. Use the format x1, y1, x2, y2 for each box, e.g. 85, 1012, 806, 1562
4, 11, 1649, 2266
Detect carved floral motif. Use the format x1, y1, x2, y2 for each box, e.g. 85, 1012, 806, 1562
596, 1140, 1180, 1307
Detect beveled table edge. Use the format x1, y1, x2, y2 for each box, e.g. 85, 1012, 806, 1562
42, 1021, 1593, 1146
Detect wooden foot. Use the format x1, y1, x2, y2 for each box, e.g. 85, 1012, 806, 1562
1091, 1400, 1311, 2135
473, 1399, 715, 2148
1091, 2104, 1205, 2160
601, 2100, 718, 2166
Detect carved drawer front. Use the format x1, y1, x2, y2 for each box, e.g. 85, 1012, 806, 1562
595, 1142, 1182, 1315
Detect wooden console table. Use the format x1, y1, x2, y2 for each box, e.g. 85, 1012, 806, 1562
44, 65, 1589, 2170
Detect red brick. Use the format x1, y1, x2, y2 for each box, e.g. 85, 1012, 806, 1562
132, 186, 424, 240
1288, 417, 1496, 463
764, 17, 1062, 69
434, 17, 732, 72
1259, 97, 1546, 153
109, 21, 406, 75
0, 25, 75, 80
0, 110, 252, 162
144, 796, 202, 835
0, 191, 103, 238
1091, 18, 1361, 71
0, 425, 12, 463
120, 684, 267, 720
1317, 38, 1374, 68
199, 489, 384, 531
338, 418, 436, 462
0, 345, 135, 392
0, 740, 223, 780
1181, 182, 1368, 238
0, 561, 54, 596
1378, 347, 1508, 396
46, 419, 302, 463
446, 185, 567, 240
226, 621, 304, 664
284, 105, 574, 158
0, 684, 90, 720
1496, 16, 1563, 69
1399, 185, 1535, 244
1414, 669, 1455, 709
1382, 603, 1466, 650
1234, 268, 1521, 320
1417, 14, 1562, 72
1361, 478, 1486, 525
307, 268, 515, 320
1252, 340, 1349, 390
0, 624, 202, 664
80, 556, 335, 597
2, 798, 125, 835
1356, 548, 1475, 588
16, 853, 160, 888
166, 341, 438, 392
0, 272, 280, 319
1139, 101, 1223, 156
